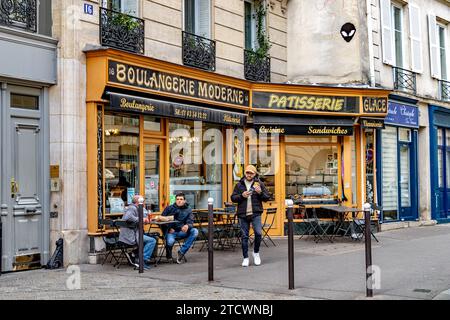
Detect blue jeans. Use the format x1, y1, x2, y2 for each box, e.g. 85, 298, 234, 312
166, 228, 199, 255
142, 235, 157, 262
239, 215, 262, 258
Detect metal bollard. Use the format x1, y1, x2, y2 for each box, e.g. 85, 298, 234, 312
286, 199, 295, 290
138, 196, 144, 274
208, 198, 214, 282
0, 220, 2, 276
363, 203, 373, 297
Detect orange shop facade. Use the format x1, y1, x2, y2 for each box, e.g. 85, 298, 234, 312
85, 48, 390, 241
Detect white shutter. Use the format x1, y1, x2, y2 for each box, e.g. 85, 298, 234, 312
380, 0, 395, 65
381, 127, 399, 211
409, 4, 423, 73
428, 14, 440, 79
122, 0, 138, 16
196, 0, 211, 38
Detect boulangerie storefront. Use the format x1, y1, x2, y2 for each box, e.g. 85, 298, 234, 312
377, 97, 419, 222
85, 48, 390, 244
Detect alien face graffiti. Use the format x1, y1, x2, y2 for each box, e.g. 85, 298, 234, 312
340, 23, 356, 42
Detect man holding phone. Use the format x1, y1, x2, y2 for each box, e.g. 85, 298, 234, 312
231, 165, 271, 267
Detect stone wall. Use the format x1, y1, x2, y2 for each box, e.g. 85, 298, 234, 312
287, 0, 370, 84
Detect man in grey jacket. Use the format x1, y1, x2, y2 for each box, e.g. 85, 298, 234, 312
119, 195, 156, 270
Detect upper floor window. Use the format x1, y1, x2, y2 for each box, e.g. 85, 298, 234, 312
392, 5, 403, 67
184, 0, 211, 39
438, 24, 448, 80
104, 0, 138, 16
0, 0, 52, 36
244, 0, 256, 50
428, 15, 449, 80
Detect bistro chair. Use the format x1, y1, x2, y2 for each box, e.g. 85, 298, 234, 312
352, 204, 381, 243
99, 218, 121, 266
261, 208, 277, 247
297, 206, 317, 240
113, 220, 139, 268
310, 208, 334, 243
194, 211, 224, 251
222, 202, 240, 250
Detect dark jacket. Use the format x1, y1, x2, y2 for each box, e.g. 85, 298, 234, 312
231, 177, 271, 218
161, 203, 194, 232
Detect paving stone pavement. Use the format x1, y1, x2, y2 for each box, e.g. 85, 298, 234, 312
1, 224, 449, 300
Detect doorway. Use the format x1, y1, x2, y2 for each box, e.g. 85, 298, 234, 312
143, 139, 166, 213
1, 85, 48, 272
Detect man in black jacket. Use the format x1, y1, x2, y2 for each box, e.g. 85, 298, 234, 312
231, 165, 271, 267
161, 193, 198, 264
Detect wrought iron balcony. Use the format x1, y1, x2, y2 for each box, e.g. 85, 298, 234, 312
0, 0, 37, 32
439, 80, 450, 102
244, 50, 271, 82
182, 31, 216, 71
393, 67, 417, 95
100, 7, 144, 54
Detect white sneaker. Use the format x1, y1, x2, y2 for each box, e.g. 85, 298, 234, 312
253, 252, 261, 266
241, 258, 249, 267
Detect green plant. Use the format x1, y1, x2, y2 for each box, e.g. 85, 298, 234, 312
109, 6, 140, 31
254, 1, 271, 59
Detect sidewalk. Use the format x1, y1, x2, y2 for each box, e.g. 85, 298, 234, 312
1, 224, 449, 300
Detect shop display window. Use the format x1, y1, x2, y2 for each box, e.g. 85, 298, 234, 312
104, 113, 140, 213
285, 144, 338, 203
168, 121, 223, 209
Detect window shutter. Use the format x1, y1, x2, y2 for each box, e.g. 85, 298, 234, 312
409, 4, 423, 73
122, 0, 138, 16
381, 127, 399, 212
428, 14, 440, 79
380, 0, 395, 65
196, 0, 211, 38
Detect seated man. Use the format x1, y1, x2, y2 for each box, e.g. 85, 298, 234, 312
119, 195, 156, 270
161, 192, 198, 264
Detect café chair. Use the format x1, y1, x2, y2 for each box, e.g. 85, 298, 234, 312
352, 204, 381, 242
261, 208, 277, 247
99, 219, 121, 266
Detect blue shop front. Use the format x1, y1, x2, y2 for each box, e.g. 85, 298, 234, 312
429, 105, 450, 223
376, 96, 419, 222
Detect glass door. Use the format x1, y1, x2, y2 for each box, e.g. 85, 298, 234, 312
399, 142, 413, 220
437, 128, 450, 219
144, 139, 165, 213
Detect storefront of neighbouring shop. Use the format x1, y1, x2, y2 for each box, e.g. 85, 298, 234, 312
85, 48, 390, 245
249, 86, 389, 232
429, 105, 450, 223
376, 96, 419, 223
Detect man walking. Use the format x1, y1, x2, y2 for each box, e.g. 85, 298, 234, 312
231, 165, 271, 267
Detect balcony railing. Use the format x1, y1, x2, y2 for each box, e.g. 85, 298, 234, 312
182, 31, 216, 71
244, 50, 271, 82
100, 7, 144, 54
439, 80, 450, 102
393, 67, 417, 95
0, 0, 37, 32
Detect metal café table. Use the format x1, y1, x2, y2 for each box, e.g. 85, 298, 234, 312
319, 205, 365, 240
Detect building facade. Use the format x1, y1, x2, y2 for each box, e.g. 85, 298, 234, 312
370, 0, 450, 226
8, 0, 450, 270
0, 0, 57, 271
287, 0, 450, 228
